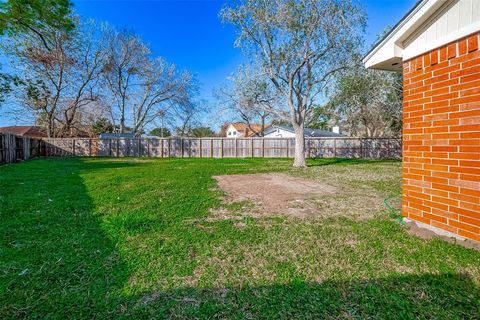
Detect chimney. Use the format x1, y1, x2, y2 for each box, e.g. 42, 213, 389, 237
332, 126, 340, 134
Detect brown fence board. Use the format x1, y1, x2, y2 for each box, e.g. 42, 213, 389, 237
1, 134, 401, 165
39, 137, 401, 160
0, 133, 41, 165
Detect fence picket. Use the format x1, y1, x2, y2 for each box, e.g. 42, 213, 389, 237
1, 134, 402, 165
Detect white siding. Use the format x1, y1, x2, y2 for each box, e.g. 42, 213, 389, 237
264, 128, 295, 138
226, 124, 241, 138
403, 0, 480, 59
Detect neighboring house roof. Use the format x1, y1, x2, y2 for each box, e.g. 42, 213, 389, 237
363, 0, 480, 71
264, 125, 345, 138
0, 126, 47, 138
228, 122, 266, 137
99, 132, 135, 139
141, 134, 162, 138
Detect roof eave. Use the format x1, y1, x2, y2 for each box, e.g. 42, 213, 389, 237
363, 0, 448, 71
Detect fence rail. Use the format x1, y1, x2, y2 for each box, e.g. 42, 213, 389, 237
40, 137, 401, 159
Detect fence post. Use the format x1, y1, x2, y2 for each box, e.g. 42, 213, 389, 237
181, 138, 184, 158
89, 139, 92, 156
251, 139, 254, 157
386, 139, 390, 159
333, 138, 337, 158
210, 139, 213, 158
235, 139, 238, 158
147, 139, 150, 157
24, 138, 27, 160
221, 139, 224, 158
23, 137, 27, 160
262, 138, 265, 157
307, 138, 311, 158
72, 139, 76, 157
199, 139, 202, 158
360, 138, 363, 159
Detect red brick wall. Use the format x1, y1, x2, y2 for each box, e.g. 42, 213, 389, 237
402, 32, 480, 242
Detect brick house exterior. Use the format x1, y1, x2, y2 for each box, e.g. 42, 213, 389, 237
364, 0, 479, 242
403, 33, 480, 241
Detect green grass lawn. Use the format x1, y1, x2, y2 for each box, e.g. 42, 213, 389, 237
1, 157, 479, 319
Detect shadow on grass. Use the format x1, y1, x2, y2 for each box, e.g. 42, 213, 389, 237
0, 158, 134, 318
42, 156, 147, 171
122, 273, 480, 319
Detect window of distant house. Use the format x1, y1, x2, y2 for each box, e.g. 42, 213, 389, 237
233, 132, 237, 135
228, 132, 231, 136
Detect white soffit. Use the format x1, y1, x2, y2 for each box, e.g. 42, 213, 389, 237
363, 0, 480, 71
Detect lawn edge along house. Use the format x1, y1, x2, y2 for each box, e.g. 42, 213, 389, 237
364, 0, 480, 242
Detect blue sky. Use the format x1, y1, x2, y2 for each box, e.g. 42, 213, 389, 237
1, 0, 417, 127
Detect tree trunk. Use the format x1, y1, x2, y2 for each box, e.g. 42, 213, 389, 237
120, 116, 126, 133
260, 116, 266, 137
292, 124, 306, 167
46, 115, 55, 138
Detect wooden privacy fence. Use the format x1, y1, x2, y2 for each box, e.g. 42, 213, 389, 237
0, 133, 41, 164
40, 137, 401, 159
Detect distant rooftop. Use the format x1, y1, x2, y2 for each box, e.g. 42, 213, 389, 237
99, 132, 135, 139
0, 126, 47, 138
264, 125, 346, 138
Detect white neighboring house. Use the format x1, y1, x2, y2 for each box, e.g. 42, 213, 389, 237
226, 123, 241, 138
263, 125, 345, 138
263, 125, 295, 138
225, 122, 264, 138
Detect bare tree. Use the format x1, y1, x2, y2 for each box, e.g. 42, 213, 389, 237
16, 31, 71, 136
75, 100, 112, 137
131, 58, 197, 136
102, 29, 150, 133
57, 21, 107, 136
6, 20, 106, 137
221, 0, 365, 167
175, 100, 205, 137
102, 29, 198, 136
217, 65, 279, 136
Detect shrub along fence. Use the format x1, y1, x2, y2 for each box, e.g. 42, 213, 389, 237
40, 137, 401, 159
1, 134, 401, 165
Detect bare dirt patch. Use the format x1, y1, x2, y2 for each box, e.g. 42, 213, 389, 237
213, 173, 337, 218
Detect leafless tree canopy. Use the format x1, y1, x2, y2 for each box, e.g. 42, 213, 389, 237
3, 20, 107, 137
3, 21, 199, 137
221, 0, 365, 166
102, 29, 199, 136
216, 65, 281, 136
